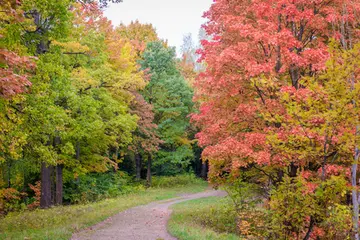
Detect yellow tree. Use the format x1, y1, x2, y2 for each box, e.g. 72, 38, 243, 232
116, 20, 160, 55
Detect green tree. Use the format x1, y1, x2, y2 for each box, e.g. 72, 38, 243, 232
140, 42, 195, 178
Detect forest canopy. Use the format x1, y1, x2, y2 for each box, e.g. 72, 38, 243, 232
0, 0, 202, 212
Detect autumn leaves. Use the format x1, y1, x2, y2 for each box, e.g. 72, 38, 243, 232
193, 0, 360, 238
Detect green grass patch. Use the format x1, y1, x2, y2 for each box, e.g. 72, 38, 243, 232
0, 182, 207, 240
168, 196, 241, 240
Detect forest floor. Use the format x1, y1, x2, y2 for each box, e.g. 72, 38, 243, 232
71, 189, 227, 240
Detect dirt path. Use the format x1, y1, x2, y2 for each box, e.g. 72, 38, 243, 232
71, 189, 227, 240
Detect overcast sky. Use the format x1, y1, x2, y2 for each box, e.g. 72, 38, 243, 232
104, 0, 212, 55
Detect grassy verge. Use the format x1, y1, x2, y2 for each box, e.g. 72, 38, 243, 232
0, 182, 207, 240
168, 196, 241, 240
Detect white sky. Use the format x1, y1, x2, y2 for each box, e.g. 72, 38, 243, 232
104, 0, 213, 55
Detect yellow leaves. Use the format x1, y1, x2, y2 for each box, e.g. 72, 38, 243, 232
71, 68, 98, 90
116, 20, 159, 52
51, 40, 90, 53
175, 136, 197, 146
0, 2, 32, 55
52, 40, 90, 53
105, 157, 119, 171
237, 209, 266, 237
8, 135, 26, 159
0, 98, 27, 160
238, 219, 251, 235
265, 41, 360, 168
107, 40, 134, 70
105, 38, 147, 93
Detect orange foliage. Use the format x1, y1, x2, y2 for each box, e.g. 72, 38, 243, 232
0, 187, 27, 214
28, 181, 41, 209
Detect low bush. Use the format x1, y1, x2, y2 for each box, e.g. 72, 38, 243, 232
196, 198, 238, 234
63, 171, 145, 204
152, 174, 204, 188
64, 173, 205, 204
0, 172, 206, 215
0, 188, 27, 215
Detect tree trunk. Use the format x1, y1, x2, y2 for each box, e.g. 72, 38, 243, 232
352, 155, 359, 240
275, 14, 282, 73
289, 162, 298, 178
135, 153, 142, 180
51, 165, 55, 205
146, 155, 152, 187
55, 164, 63, 205
200, 160, 208, 179
40, 162, 52, 208
288, 63, 300, 179
303, 216, 315, 240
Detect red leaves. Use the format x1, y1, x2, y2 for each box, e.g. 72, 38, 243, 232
0, 49, 35, 98
193, 0, 360, 182
28, 181, 41, 209
129, 92, 162, 154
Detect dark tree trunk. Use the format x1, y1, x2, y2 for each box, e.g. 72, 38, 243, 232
289, 66, 300, 89
303, 216, 315, 240
277, 170, 284, 184
287, 54, 299, 179
55, 164, 63, 205
275, 14, 282, 73
114, 147, 119, 160
26, 10, 50, 55
146, 155, 152, 187
135, 154, 142, 180
40, 162, 52, 208
289, 162, 298, 178
51, 166, 55, 205
200, 160, 208, 179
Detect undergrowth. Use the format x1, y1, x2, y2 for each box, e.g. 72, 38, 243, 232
168, 196, 241, 240
152, 173, 205, 188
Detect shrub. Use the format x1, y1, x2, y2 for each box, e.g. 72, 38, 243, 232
63, 171, 143, 204
267, 175, 352, 239
170, 197, 238, 236
198, 198, 238, 234
0, 188, 27, 215
27, 181, 41, 209
223, 178, 265, 238
151, 174, 204, 188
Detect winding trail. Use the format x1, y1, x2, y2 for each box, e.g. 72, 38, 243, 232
71, 189, 227, 240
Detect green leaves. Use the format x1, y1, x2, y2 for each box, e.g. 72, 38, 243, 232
140, 42, 195, 174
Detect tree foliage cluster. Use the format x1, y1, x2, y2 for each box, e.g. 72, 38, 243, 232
193, 0, 360, 239
0, 0, 199, 213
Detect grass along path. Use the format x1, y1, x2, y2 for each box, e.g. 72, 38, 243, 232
72, 189, 226, 240
168, 196, 241, 240
0, 183, 207, 240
